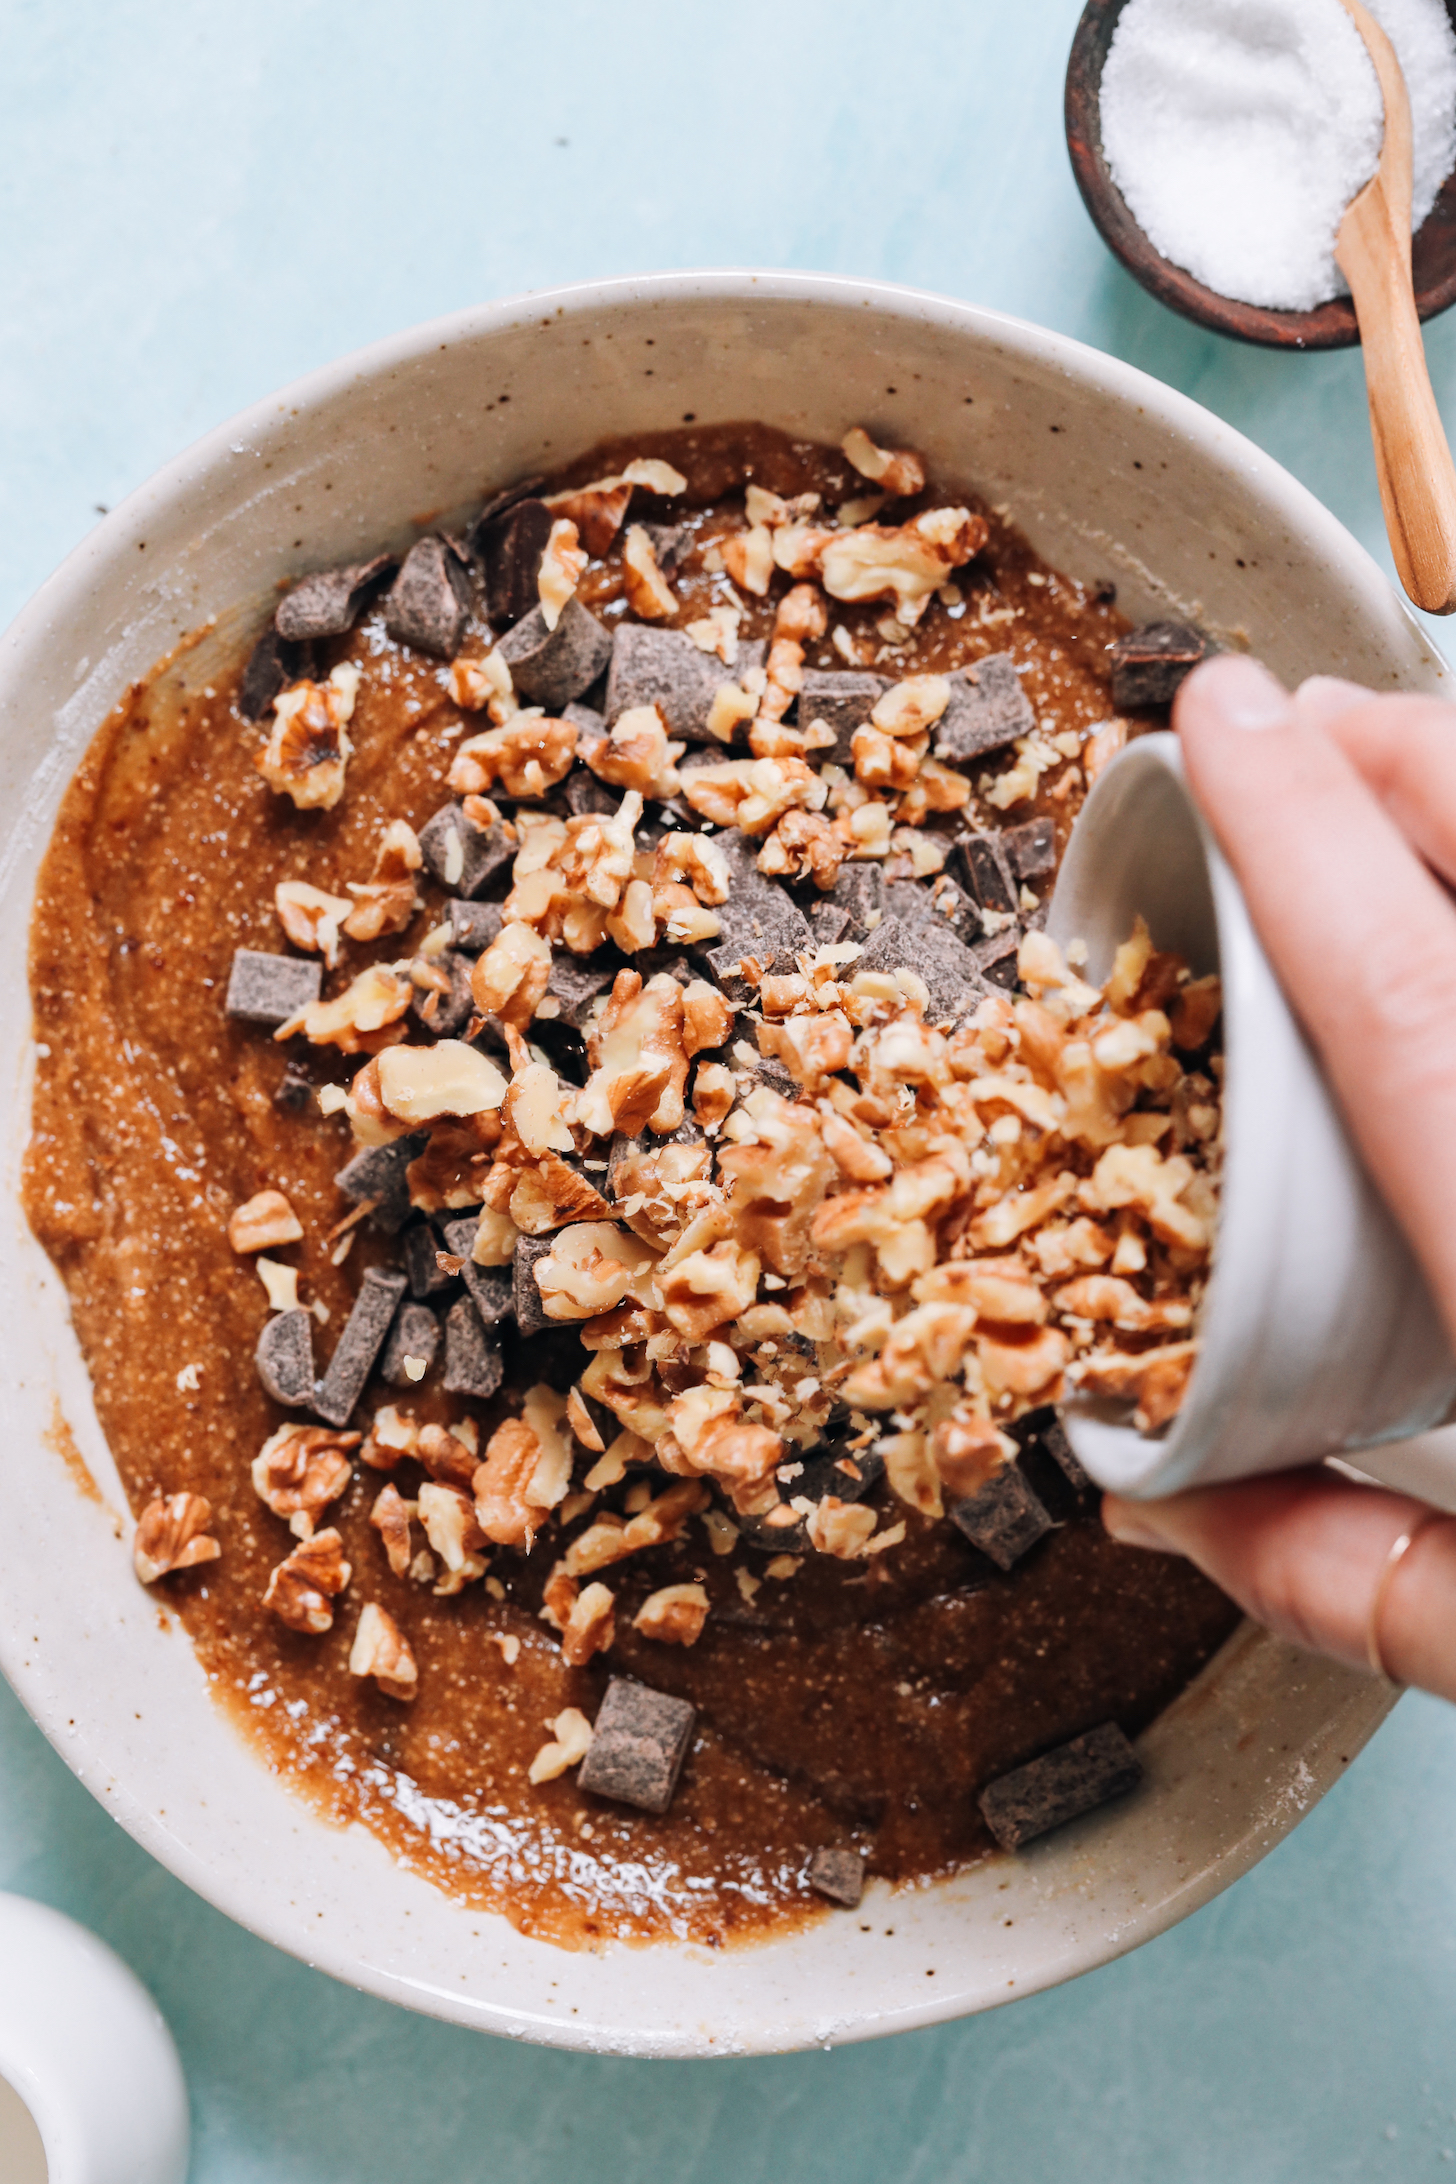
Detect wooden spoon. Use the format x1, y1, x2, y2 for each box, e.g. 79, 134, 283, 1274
1336, 0, 1456, 613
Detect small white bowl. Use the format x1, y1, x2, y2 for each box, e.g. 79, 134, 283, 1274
1050, 733, 1456, 1499
0, 272, 1428, 2054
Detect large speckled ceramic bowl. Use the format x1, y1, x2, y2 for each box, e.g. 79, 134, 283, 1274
0, 271, 1417, 2056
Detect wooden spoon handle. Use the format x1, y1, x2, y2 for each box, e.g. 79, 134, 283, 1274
1339, 192, 1456, 614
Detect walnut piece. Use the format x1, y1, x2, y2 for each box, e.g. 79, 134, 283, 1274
257, 664, 360, 810
228, 1188, 303, 1253
582, 704, 683, 800
343, 820, 422, 942
374, 1040, 508, 1124
622, 524, 678, 618
528, 1707, 594, 1784
841, 426, 927, 499
276, 963, 412, 1051
634, 1582, 709, 1645
134, 1492, 221, 1584
275, 880, 352, 967
349, 1602, 418, 1700
264, 1526, 352, 1634
819, 509, 988, 627
369, 1482, 414, 1575
449, 715, 578, 800
538, 518, 588, 630
252, 1423, 360, 1539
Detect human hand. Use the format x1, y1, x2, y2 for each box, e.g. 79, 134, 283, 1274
1101, 654, 1456, 1699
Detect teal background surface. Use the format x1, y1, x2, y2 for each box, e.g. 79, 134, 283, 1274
4, 2, 1456, 2175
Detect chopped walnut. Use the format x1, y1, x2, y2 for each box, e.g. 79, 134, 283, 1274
470, 922, 553, 1028
682, 979, 734, 1057
264, 1526, 351, 1634
535, 1220, 662, 1320
370, 1482, 415, 1575
820, 509, 988, 627
634, 1582, 709, 1645
577, 970, 690, 1137
545, 479, 632, 556
448, 645, 516, 718
228, 1188, 303, 1253
256, 664, 360, 810
681, 755, 828, 837
528, 1706, 594, 1784
538, 518, 588, 630
841, 426, 927, 499
349, 1602, 418, 1700
417, 1482, 489, 1583
806, 1497, 878, 1558
757, 810, 845, 889
582, 704, 684, 800
252, 1423, 359, 1539
449, 715, 578, 800
342, 820, 422, 942
721, 523, 774, 595
622, 524, 678, 618
276, 963, 412, 1051
562, 1479, 710, 1575
686, 603, 741, 662
133, 1492, 221, 1584
275, 880, 352, 967
556, 1577, 618, 1666
374, 1039, 508, 1124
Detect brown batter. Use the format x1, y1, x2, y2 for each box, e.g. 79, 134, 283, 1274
23, 425, 1238, 1948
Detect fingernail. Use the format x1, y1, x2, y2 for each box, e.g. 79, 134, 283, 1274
1194, 653, 1291, 731
1102, 1497, 1175, 1552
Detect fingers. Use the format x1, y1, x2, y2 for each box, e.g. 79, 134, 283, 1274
1174, 655, 1456, 1338
1294, 679, 1456, 892
1103, 1472, 1456, 1700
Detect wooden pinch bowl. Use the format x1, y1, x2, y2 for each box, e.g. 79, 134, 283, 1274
1066, 0, 1456, 349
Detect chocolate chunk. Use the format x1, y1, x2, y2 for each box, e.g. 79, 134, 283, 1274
854, 917, 990, 1025
441, 1294, 504, 1400
441, 1217, 515, 1325
419, 801, 515, 899
468, 475, 547, 553
808, 1848, 866, 1907
543, 953, 615, 1030
412, 950, 475, 1039
402, 1220, 456, 1299
333, 1134, 428, 1236
605, 624, 767, 743
444, 898, 505, 954
829, 861, 886, 940
1110, 621, 1211, 710
979, 1723, 1143, 1850
506, 1320, 589, 1388
797, 669, 893, 766
1012, 1405, 1093, 1500
973, 928, 1021, 990
926, 874, 984, 946
380, 1302, 441, 1387
809, 899, 854, 948
478, 497, 554, 626
225, 949, 322, 1028
577, 1676, 696, 1815
698, 829, 811, 993
497, 597, 613, 712
273, 1066, 315, 1114
740, 1439, 884, 1553
383, 537, 471, 659
314, 1266, 409, 1427
1003, 814, 1056, 881
563, 767, 620, 818
564, 699, 607, 737
949, 1462, 1053, 1571
933, 656, 1035, 763
950, 830, 1019, 917
274, 554, 394, 642
238, 627, 307, 722
512, 1234, 556, 1338
255, 1307, 315, 1406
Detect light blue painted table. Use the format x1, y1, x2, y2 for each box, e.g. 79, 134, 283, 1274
4, 4, 1456, 2175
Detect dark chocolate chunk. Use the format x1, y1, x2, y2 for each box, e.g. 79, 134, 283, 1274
949, 1463, 1053, 1571
926, 874, 984, 946
444, 898, 505, 954
333, 1134, 428, 1237
314, 1266, 409, 1427
543, 953, 615, 1031
1012, 1405, 1093, 1499
951, 830, 1019, 917
933, 656, 1035, 763
1003, 814, 1056, 881
497, 597, 613, 712
272, 1066, 316, 1114
506, 1319, 590, 1388
402, 1220, 457, 1299
809, 899, 855, 948
808, 1847, 866, 1908
979, 1723, 1143, 1851
419, 801, 515, 899
255, 1307, 315, 1406
225, 949, 322, 1028
380, 1302, 441, 1387
698, 830, 812, 994
973, 928, 1021, 990
238, 627, 306, 722
478, 497, 554, 626
410, 950, 475, 1040
797, 669, 893, 766
563, 699, 607, 738
512, 1234, 556, 1338
605, 624, 766, 743
468, 475, 547, 555
441, 1295, 504, 1400
383, 536, 471, 659
828, 860, 886, 941
275, 554, 394, 642
853, 917, 990, 1026
1109, 621, 1211, 710
577, 1676, 697, 1815
441, 1217, 515, 1325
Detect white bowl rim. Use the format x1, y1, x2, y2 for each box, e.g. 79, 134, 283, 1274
0, 265, 1403, 2055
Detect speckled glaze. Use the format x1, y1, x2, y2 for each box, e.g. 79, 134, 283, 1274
0, 272, 1413, 2054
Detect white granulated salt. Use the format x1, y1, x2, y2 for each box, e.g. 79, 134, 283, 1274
1100, 0, 1456, 310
